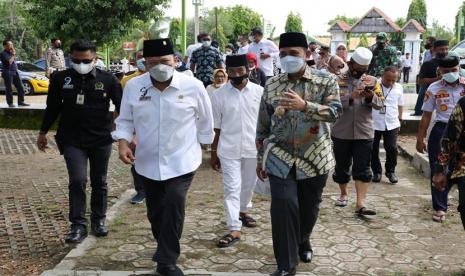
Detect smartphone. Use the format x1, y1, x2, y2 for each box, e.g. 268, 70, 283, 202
364, 86, 374, 92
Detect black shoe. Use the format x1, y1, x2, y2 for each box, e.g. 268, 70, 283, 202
8, 103, 16, 108
156, 263, 184, 276
372, 173, 382, 183
131, 191, 145, 204
18, 102, 30, 107
410, 112, 421, 116
271, 267, 296, 276
299, 241, 313, 263
386, 173, 398, 184
91, 221, 109, 237
65, 226, 88, 244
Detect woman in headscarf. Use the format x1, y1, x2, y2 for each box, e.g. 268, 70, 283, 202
246, 53, 267, 87
336, 42, 349, 62
206, 68, 228, 99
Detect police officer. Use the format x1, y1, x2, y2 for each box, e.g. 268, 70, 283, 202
36, 39, 122, 243
416, 55, 464, 223
45, 38, 66, 77
113, 39, 214, 276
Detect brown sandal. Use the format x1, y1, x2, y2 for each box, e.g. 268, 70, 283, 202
218, 233, 240, 248
239, 215, 257, 228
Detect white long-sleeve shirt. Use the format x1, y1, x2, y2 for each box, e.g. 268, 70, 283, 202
248, 39, 279, 77
112, 71, 214, 181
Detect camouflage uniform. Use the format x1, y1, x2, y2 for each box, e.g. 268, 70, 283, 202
368, 44, 398, 77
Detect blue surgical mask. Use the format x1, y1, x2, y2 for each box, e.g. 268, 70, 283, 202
443, 72, 460, 83
136, 58, 145, 71
280, 56, 305, 74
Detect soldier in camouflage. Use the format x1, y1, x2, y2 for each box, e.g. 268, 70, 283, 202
368, 32, 398, 77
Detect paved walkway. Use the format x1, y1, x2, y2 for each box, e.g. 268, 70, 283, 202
46, 148, 465, 275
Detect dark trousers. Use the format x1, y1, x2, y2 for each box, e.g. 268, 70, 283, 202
403, 67, 411, 83
63, 144, 112, 228
269, 170, 327, 270
455, 178, 465, 230
130, 166, 144, 192
371, 128, 399, 175
428, 122, 453, 211
414, 85, 427, 115
3, 72, 25, 105
332, 137, 373, 184
138, 170, 195, 264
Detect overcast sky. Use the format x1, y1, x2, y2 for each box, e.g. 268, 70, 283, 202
165, 0, 463, 35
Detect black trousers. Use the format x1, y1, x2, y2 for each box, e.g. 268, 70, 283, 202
371, 128, 399, 175
3, 72, 25, 105
403, 67, 411, 83
332, 137, 373, 184
269, 170, 327, 270
63, 144, 112, 228
130, 166, 144, 192
138, 170, 195, 264
456, 178, 465, 230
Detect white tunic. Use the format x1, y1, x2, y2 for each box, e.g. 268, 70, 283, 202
212, 81, 263, 159
112, 71, 214, 181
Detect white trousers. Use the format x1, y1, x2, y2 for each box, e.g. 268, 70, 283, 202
220, 157, 257, 231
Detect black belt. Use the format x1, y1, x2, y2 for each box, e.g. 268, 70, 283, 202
435, 121, 448, 127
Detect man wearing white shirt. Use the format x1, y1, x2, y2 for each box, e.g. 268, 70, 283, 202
371, 66, 404, 184
113, 39, 214, 276
402, 53, 412, 83
248, 27, 279, 78
237, 35, 249, 55
210, 55, 264, 248
184, 34, 202, 69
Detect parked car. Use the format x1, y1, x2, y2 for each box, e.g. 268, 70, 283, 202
33, 57, 71, 70
451, 40, 465, 68
0, 61, 49, 95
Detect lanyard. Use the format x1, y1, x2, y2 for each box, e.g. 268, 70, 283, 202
381, 85, 393, 102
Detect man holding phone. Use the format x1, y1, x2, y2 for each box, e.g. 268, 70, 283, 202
332, 47, 383, 215
248, 27, 279, 79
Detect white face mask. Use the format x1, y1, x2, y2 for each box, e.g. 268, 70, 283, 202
237, 41, 242, 47
280, 56, 305, 74
443, 71, 460, 83
72, 62, 95, 75
149, 64, 174, 82
248, 36, 254, 42
225, 50, 233, 55
202, 40, 211, 47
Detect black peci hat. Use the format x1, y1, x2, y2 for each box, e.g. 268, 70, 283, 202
143, 39, 174, 57
433, 40, 449, 48
226, 54, 248, 68
279, 32, 308, 49
438, 56, 459, 68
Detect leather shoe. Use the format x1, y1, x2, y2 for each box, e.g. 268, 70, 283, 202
91, 221, 109, 237
18, 102, 30, 106
372, 173, 381, 183
299, 241, 313, 263
271, 267, 296, 276
156, 263, 184, 276
65, 226, 87, 244
386, 173, 398, 184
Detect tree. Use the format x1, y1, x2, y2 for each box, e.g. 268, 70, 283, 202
427, 20, 455, 44
407, 0, 427, 29
358, 34, 369, 48
389, 18, 406, 51
24, 0, 169, 48
168, 18, 181, 51
285, 12, 303, 33
225, 5, 262, 39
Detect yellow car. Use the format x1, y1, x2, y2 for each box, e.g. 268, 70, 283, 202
0, 61, 49, 95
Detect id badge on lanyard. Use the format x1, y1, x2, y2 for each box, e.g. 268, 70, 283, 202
76, 90, 85, 105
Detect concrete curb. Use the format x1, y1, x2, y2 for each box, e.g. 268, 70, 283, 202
48, 189, 134, 272
398, 144, 430, 178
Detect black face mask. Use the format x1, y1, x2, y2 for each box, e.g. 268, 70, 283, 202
436, 53, 447, 59
350, 66, 367, 79
230, 74, 248, 85
377, 42, 385, 49
425, 44, 432, 50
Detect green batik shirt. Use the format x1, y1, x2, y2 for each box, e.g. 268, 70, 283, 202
256, 66, 342, 180
368, 45, 398, 77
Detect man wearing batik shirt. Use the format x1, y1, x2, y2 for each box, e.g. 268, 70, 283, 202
433, 93, 465, 231
417, 56, 464, 223
256, 32, 342, 276
190, 33, 224, 87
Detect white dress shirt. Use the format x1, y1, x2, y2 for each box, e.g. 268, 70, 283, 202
402, 57, 412, 67
372, 81, 404, 131
248, 39, 279, 77
112, 71, 214, 181
237, 44, 249, 55
212, 81, 263, 159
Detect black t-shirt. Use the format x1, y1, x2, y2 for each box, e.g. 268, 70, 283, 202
0, 50, 18, 72
418, 58, 439, 79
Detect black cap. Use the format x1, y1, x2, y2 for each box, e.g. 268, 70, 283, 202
226, 54, 248, 68
279, 32, 308, 49
251, 27, 263, 35
438, 56, 459, 68
143, 39, 174, 57
320, 45, 330, 51
433, 40, 449, 48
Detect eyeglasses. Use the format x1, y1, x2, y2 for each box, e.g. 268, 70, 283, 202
71, 58, 94, 64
